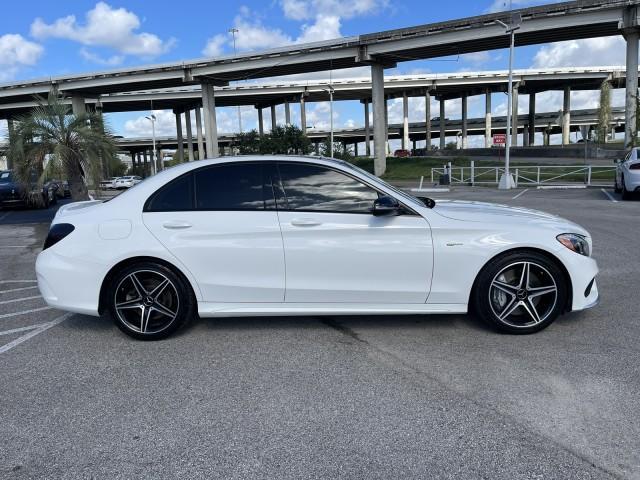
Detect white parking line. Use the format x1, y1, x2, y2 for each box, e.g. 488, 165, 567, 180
0, 306, 51, 320
601, 188, 618, 203
0, 285, 38, 294
0, 245, 30, 248
0, 313, 72, 355
0, 323, 49, 337
0, 280, 37, 284
512, 189, 529, 200
0, 295, 41, 305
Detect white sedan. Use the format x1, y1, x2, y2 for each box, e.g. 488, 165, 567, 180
36, 156, 599, 340
115, 176, 142, 189
614, 147, 640, 200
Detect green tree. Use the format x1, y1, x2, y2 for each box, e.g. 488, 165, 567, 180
109, 156, 128, 177
8, 92, 116, 201
319, 139, 353, 160
233, 124, 311, 155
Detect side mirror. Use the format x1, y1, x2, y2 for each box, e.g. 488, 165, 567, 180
373, 195, 401, 216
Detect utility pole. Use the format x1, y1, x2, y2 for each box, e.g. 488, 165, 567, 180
229, 27, 242, 135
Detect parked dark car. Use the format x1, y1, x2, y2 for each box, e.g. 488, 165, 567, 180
0, 170, 55, 209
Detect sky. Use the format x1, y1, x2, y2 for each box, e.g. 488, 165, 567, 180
0, 0, 631, 147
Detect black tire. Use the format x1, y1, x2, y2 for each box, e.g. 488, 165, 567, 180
472, 251, 568, 334
107, 261, 195, 340
621, 176, 633, 200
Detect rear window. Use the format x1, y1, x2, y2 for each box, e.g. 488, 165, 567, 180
145, 174, 194, 212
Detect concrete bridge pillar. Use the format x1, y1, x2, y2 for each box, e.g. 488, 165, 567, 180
257, 107, 264, 136
511, 85, 519, 147
364, 100, 371, 156
461, 94, 468, 150
6, 119, 15, 169
174, 109, 184, 163
195, 107, 205, 160
71, 95, 86, 116
425, 90, 432, 151
285, 101, 291, 126
485, 90, 492, 148
402, 92, 409, 151
371, 62, 387, 175
528, 92, 536, 146
270, 105, 277, 132
623, 10, 639, 148
439, 99, 446, 150
300, 95, 307, 133
185, 109, 194, 161
201, 83, 219, 158
354, 142, 359, 157
523, 125, 530, 147
562, 86, 571, 145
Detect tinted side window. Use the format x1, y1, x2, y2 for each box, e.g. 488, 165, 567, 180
145, 173, 194, 212
194, 163, 265, 210
277, 163, 378, 213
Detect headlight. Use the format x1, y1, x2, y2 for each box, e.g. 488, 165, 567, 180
557, 233, 590, 257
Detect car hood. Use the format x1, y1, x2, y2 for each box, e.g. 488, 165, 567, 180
432, 200, 588, 235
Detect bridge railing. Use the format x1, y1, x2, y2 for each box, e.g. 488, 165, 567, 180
428, 162, 616, 187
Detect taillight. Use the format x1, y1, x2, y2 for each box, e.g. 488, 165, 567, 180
630, 163, 640, 170
43, 223, 75, 250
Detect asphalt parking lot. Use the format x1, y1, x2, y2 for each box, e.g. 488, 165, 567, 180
0, 188, 639, 479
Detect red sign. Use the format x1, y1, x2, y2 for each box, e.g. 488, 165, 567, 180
493, 134, 506, 145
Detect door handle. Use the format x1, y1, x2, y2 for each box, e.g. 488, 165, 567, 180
162, 221, 192, 229
291, 218, 321, 227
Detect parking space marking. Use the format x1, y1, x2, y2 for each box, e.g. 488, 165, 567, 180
0, 306, 51, 320
601, 188, 618, 203
0, 323, 50, 337
0, 313, 72, 355
0, 245, 30, 248
512, 189, 529, 200
0, 285, 38, 294
0, 280, 37, 284
0, 295, 41, 305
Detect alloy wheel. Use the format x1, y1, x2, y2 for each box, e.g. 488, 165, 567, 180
489, 261, 558, 328
113, 269, 180, 334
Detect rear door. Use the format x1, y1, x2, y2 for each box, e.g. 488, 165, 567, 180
143, 162, 285, 303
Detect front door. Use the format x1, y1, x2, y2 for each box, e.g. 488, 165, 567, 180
143, 162, 285, 303
274, 162, 433, 304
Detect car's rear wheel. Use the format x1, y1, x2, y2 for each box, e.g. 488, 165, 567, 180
473, 252, 568, 334
108, 262, 195, 340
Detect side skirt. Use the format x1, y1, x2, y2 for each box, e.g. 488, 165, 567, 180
198, 302, 468, 318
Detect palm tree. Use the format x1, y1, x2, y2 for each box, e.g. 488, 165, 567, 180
8, 92, 116, 201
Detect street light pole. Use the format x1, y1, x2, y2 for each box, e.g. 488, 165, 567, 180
322, 87, 335, 158
145, 114, 157, 174
229, 28, 242, 136
496, 11, 521, 190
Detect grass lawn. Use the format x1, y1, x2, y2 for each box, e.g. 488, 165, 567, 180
349, 156, 615, 183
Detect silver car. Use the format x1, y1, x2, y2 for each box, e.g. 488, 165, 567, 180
615, 148, 640, 200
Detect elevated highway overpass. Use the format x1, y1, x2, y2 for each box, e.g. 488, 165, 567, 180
1, 0, 640, 174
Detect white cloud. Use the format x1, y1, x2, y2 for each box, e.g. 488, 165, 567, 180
202, 34, 227, 57
297, 15, 342, 44
79, 47, 123, 66
281, 0, 389, 20
0, 34, 43, 80
31, 2, 174, 59
486, 0, 557, 13
532, 36, 625, 68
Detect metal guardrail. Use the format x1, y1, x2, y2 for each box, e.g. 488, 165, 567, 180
428, 162, 616, 187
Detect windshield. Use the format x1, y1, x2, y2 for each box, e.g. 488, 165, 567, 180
0, 172, 12, 184
335, 160, 427, 208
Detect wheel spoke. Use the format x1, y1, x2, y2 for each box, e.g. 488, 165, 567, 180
492, 281, 519, 295
498, 297, 520, 320
116, 298, 143, 310
519, 262, 530, 289
151, 301, 176, 319
522, 298, 542, 324
140, 306, 152, 333
129, 273, 148, 297
528, 285, 557, 298
149, 278, 170, 300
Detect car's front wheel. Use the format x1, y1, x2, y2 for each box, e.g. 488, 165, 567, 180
473, 252, 568, 334
621, 175, 633, 200
107, 262, 195, 340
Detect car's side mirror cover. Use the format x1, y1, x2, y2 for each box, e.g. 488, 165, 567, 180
373, 195, 401, 216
